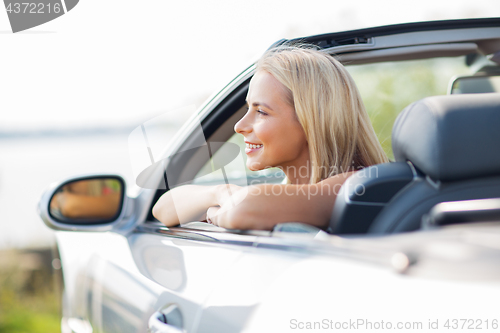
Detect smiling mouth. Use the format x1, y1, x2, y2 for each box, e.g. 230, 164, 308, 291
245, 143, 263, 154
245, 143, 263, 149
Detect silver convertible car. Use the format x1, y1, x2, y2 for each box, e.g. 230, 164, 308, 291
39, 18, 500, 333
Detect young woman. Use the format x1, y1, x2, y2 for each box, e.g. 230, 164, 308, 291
153, 45, 388, 230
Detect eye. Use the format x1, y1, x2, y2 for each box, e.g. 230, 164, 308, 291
256, 109, 268, 116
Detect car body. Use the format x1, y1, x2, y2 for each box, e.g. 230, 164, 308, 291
39, 18, 500, 333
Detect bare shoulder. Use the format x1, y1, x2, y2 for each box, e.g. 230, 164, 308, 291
319, 170, 358, 186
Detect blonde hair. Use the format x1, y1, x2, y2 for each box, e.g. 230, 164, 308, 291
256, 45, 388, 184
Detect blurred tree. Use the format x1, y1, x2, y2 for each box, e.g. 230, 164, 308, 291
348, 57, 470, 160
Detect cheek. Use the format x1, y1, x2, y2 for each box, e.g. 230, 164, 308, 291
251, 121, 273, 145
272, 120, 306, 149
257, 120, 307, 163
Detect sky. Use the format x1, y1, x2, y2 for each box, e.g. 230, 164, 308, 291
0, 0, 499, 132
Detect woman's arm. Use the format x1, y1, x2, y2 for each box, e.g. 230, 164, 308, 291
152, 184, 241, 227
207, 171, 356, 230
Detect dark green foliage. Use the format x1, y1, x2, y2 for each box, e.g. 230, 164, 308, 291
348, 57, 470, 160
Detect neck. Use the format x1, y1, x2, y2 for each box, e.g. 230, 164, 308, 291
283, 159, 311, 185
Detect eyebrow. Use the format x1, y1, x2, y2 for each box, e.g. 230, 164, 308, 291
246, 100, 273, 111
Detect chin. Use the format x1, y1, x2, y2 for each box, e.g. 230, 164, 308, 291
246, 160, 265, 171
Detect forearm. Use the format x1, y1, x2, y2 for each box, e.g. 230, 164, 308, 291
152, 185, 219, 226
215, 183, 335, 230
210, 173, 355, 230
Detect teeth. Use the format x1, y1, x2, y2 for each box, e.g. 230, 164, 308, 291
247, 144, 263, 149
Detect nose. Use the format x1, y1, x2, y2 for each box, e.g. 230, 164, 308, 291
234, 109, 252, 134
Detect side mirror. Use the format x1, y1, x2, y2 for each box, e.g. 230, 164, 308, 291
39, 175, 129, 231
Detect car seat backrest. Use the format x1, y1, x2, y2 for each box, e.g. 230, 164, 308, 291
392, 93, 500, 182
328, 162, 415, 234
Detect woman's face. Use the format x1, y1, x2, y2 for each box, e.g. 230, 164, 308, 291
234, 70, 309, 172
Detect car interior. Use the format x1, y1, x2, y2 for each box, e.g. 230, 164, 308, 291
329, 93, 500, 234
147, 20, 500, 236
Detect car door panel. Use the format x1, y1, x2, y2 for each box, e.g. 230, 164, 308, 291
128, 232, 248, 304
195, 246, 309, 332
57, 231, 165, 333
60, 226, 262, 333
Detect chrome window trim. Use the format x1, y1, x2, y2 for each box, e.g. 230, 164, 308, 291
135, 222, 381, 259
133, 222, 400, 270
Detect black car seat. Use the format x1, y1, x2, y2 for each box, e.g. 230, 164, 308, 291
328, 93, 500, 235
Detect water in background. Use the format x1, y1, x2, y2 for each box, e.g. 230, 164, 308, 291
0, 131, 137, 249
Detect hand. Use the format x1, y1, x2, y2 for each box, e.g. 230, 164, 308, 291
203, 184, 243, 226
206, 206, 220, 225
206, 186, 249, 228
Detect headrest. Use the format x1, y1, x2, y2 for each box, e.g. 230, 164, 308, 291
392, 93, 500, 182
